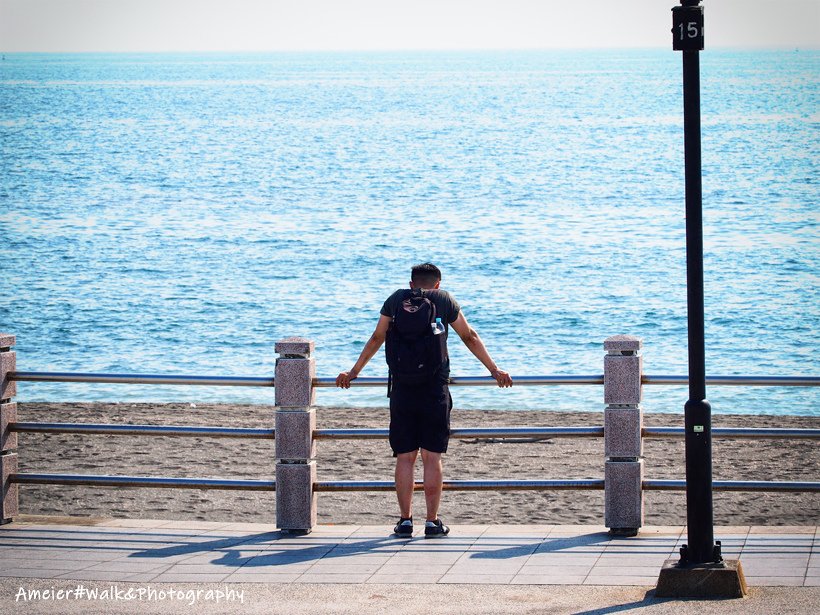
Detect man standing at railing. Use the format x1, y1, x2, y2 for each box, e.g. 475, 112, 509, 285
336, 263, 512, 538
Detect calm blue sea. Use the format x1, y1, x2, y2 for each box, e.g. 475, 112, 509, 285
1, 50, 817, 415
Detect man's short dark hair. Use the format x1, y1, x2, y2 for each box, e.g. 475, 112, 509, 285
411, 263, 442, 287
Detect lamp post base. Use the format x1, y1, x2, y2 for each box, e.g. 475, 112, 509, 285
655, 558, 747, 598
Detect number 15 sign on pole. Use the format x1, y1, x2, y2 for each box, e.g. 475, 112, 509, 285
672, 0, 704, 51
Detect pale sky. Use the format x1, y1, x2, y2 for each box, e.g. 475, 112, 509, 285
1, 0, 818, 53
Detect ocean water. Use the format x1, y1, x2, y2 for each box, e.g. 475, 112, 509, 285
1, 50, 818, 416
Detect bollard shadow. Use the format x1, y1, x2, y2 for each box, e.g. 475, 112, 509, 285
469, 532, 612, 560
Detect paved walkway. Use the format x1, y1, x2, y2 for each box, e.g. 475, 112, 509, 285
1, 516, 817, 587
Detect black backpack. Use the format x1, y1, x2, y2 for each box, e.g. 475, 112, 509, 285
385, 289, 448, 392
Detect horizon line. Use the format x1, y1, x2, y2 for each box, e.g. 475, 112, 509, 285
2, 45, 817, 56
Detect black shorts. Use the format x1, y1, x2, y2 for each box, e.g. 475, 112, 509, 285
389, 378, 452, 456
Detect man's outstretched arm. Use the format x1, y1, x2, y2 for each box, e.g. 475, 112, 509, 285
336, 314, 392, 388
450, 312, 513, 387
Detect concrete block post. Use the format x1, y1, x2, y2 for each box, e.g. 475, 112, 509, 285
603, 335, 643, 536
274, 337, 316, 533
0, 334, 19, 524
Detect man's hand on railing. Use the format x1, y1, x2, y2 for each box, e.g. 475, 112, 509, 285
335, 369, 359, 389
490, 368, 513, 388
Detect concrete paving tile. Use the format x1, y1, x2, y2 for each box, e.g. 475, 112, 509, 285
548, 526, 609, 536
743, 540, 814, 553
465, 546, 538, 558
236, 563, 314, 574
594, 555, 673, 567
386, 553, 462, 565
512, 574, 589, 585
739, 556, 809, 571
97, 518, 171, 528
583, 575, 657, 586
744, 576, 807, 587
296, 573, 372, 584
534, 545, 606, 555
217, 522, 279, 532
305, 563, 385, 574
319, 552, 393, 562
59, 549, 125, 561
56, 570, 140, 581
259, 542, 337, 552
456, 551, 531, 564
448, 562, 526, 575
739, 565, 808, 578
401, 535, 476, 545
713, 526, 751, 535
516, 565, 593, 576
0, 548, 73, 560
240, 554, 325, 567
121, 571, 169, 582
80, 560, 171, 573
439, 573, 514, 584
335, 541, 407, 552
803, 577, 820, 587
163, 563, 235, 574
156, 520, 232, 530
310, 525, 360, 537
151, 572, 233, 582
446, 525, 491, 536
347, 527, 397, 538
525, 554, 601, 566
366, 573, 443, 584
749, 526, 815, 534
590, 565, 662, 577
0, 569, 67, 578
485, 524, 553, 537
2, 559, 90, 571
375, 564, 453, 575
224, 572, 302, 583
178, 549, 263, 563
638, 526, 685, 535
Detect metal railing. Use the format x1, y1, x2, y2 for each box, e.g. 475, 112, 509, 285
12, 371, 818, 388
4, 362, 819, 526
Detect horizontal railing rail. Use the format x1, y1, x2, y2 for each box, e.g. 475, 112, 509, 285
9, 473, 276, 491
11, 473, 818, 494
643, 427, 820, 439
315, 426, 605, 439
10, 422, 275, 439
642, 375, 820, 387
315, 479, 606, 492
10, 371, 820, 388
643, 480, 820, 493
9, 371, 275, 387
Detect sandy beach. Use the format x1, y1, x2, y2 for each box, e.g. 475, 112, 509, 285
13, 402, 820, 527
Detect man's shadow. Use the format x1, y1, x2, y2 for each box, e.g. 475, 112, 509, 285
128, 531, 411, 567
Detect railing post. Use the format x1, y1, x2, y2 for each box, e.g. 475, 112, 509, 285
0, 334, 19, 524
604, 335, 643, 536
274, 337, 316, 534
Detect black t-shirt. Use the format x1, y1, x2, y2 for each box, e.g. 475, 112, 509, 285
380, 288, 461, 328
380, 288, 461, 379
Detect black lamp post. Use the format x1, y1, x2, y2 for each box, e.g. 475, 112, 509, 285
671, 0, 721, 566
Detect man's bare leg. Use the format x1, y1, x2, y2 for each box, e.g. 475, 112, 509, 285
421, 449, 443, 521
395, 450, 418, 518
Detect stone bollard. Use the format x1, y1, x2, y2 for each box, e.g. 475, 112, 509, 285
603, 335, 643, 536
274, 337, 316, 533
0, 334, 18, 524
